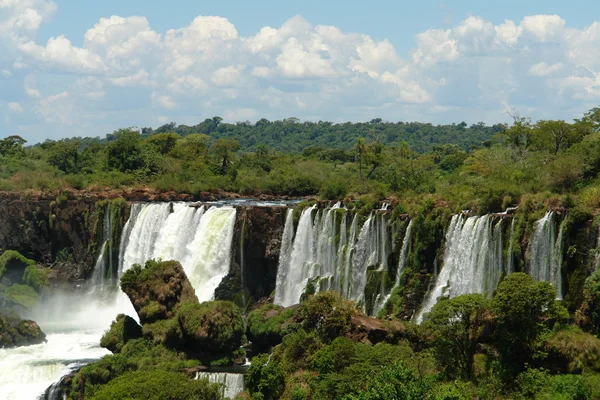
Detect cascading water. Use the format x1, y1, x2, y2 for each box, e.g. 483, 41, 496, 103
196, 372, 245, 399
415, 214, 504, 323
182, 206, 237, 302
528, 211, 564, 299
117, 203, 236, 303
372, 220, 413, 316
274, 207, 391, 310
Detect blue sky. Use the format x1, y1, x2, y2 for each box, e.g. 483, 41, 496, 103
2, 0, 600, 143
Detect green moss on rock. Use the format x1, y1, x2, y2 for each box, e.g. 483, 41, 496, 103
120, 259, 198, 324
100, 314, 142, 354
177, 300, 244, 353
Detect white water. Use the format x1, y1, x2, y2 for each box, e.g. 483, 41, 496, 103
415, 214, 504, 323
117, 203, 237, 303
0, 294, 117, 400
196, 372, 245, 399
0, 202, 240, 398
274, 207, 391, 311
528, 211, 564, 299
372, 220, 413, 315
506, 218, 516, 274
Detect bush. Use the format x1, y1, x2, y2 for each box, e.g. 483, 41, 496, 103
246, 304, 296, 352
246, 353, 286, 400
100, 314, 143, 354
299, 291, 354, 343
89, 370, 223, 400
177, 300, 244, 353
516, 368, 591, 400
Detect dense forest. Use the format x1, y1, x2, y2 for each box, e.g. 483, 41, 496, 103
1, 107, 600, 215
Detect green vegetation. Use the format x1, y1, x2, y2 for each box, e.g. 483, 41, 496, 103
0, 109, 597, 212
88, 370, 223, 400
241, 283, 600, 399
0, 250, 48, 310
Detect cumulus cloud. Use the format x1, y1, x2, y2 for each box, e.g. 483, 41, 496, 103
7, 102, 23, 112
2, 6, 600, 142
529, 62, 563, 76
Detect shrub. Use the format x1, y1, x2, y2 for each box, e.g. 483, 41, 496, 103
246, 304, 296, 352
177, 300, 244, 353
246, 353, 286, 400
299, 291, 354, 343
89, 370, 223, 400
100, 314, 143, 354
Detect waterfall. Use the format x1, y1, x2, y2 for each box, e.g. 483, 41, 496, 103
89, 204, 118, 291
182, 207, 237, 302
415, 214, 504, 323
274, 207, 391, 309
274, 206, 316, 307
195, 372, 245, 399
528, 212, 564, 299
116, 203, 236, 305
507, 218, 516, 274
372, 220, 413, 316
274, 209, 296, 305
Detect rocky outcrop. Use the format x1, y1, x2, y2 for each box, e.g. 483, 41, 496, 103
0, 311, 46, 348
236, 206, 288, 301
116, 259, 244, 364
100, 314, 142, 353
120, 259, 198, 324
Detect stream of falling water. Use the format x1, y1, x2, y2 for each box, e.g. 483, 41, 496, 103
414, 214, 504, 323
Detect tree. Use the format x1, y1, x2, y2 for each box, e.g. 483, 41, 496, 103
210, 139, 240, 175
576, 270, 600, 335
44, 139, 81, 174
355, 137, 367, 178
170, 133, 210, 161
580, 107, 600, 132
144, 132, 181, 155
534, 120, 577, 155
106, 129, 144, 172
423, 294, 489, 380
491, 273, 557, 378
501, 110, 534, 151
0, 135, 26, 156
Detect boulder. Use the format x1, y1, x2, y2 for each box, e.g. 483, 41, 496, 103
100, 314, 142, 353
120, 259, 198, 324
0, 311, 46, 348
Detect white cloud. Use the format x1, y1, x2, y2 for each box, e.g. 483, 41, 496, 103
151, 92, 176, 109
0, 0, 56, 34
24, 85, 40, 97
3, 8, 600, 142
521, 15, 565, 41
33, 91, 72, 124
7, 102, 23, 112
210, 65, 246, 87
529, 62, 563, 76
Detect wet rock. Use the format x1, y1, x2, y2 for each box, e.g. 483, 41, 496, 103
0, 311, 46, 348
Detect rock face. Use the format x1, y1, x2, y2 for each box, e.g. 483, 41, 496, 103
120, 259, 198, 324
236, 206, 288, 301
0, 311, 46, 348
